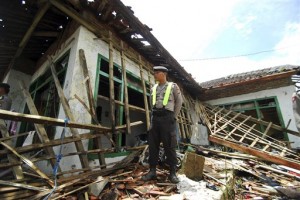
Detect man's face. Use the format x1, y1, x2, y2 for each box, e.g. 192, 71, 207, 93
154, 71, 166, 82
0, 87, 5, 96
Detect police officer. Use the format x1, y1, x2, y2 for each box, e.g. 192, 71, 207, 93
0, 83, 12, 111
142, 66, 183, 183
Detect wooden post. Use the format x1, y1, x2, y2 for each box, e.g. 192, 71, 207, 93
120, 42, 131, 134
78, 49, 106, 166
108, 32, 116, 135
138, 56, 150, 131
0, 120, 24, 180
19, 81, 58, 169
49, 59, 90, 170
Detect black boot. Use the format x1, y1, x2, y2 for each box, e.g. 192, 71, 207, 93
168, 166, 179, 183
142, 167, 157, 181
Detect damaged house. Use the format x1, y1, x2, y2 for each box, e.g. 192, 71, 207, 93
1, 0, 300, 199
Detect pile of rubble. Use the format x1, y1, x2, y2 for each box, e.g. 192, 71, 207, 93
2, 142, 300, 199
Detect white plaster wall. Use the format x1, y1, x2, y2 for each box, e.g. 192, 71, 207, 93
30, 27, 81, 174
206, 85, 300, 148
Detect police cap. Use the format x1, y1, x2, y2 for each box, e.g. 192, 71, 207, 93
153, 66, 168, 73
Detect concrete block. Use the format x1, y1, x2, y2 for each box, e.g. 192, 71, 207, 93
182, 152, 205, 180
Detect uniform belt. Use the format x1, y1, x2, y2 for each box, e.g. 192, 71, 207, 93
152, 109, 174, 117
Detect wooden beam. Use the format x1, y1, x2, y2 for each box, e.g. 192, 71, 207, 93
108, 32, 116, 134
209, 136, 300, 170
19, 81, 58, 169
51, 0, 153, 73
211, 105, 300, 138
262, 122, 273, 138
32, 31, 59, 37
2, 2, 50, 81
74, 94, 116, 148
78, 49, 106, 165
0, 180, 47, 192
121, 41, 131, 134
139, 55, 150, 131
0, 141, 54, 187
0, 120, 24, 180
49, 59, 90, 170
50, 0, 102, 36
0, 110, 142, 131
98, 95, 145, 113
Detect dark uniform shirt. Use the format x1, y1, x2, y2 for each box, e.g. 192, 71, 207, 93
0, 94, 12, 111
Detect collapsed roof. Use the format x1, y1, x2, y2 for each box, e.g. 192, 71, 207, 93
0, 0, 204, 96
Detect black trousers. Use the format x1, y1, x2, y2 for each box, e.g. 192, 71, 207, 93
148, 112, 178, 168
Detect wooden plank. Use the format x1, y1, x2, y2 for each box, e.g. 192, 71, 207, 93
0, 120, 24, 180
224, 116, 251, 139
214, 113, 241, 134
108, 31, 116, 135
49, 59, 90, 170
0, 180, 47, 191
79, 49, 106, 166
19, 81, 57, 168
98, 95, 146, 112
239, 124, 256, 142
0, 141, 54, 187
209, 136, 300, 170
0, 110, 143, 133
262, 122, 273, 138
139, 55, 150, 131
2, 2, 50, 81
219, 105, 300, 137
250, 138, 260, 147
120, 41, 131, 134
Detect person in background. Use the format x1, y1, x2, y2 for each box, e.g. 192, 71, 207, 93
0, 83, 12, 111
292, 72, 300, 132
142, 66, 183, 183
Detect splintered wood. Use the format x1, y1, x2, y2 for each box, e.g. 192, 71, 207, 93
0, 147, 179, 199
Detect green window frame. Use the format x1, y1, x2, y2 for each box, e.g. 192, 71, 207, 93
89, 54, 150, 159
218, 96, 288, 141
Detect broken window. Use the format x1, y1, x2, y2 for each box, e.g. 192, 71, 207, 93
220, 97, 287, 141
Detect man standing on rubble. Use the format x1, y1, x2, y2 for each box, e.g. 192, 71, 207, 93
142, 66, 183, 183
0, 83, 12, 111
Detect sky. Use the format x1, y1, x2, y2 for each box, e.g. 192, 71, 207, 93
122, 0, 300, 83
